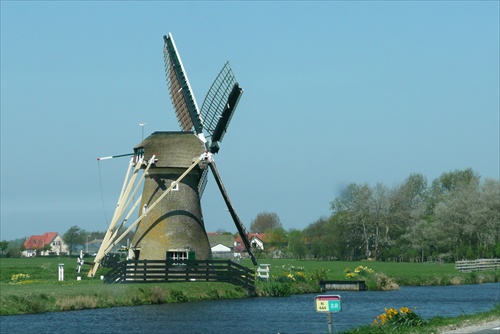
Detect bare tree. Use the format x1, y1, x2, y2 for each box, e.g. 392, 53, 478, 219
249, 212, 282, 233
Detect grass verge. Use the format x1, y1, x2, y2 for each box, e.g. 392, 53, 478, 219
0, 280, 248, 315
343, 304, 500, 333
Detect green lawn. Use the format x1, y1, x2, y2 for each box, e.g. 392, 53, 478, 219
0, 256, 94, 283
0, 257, 248, 315
239, 258, 458, 279
0, 257, 492, 285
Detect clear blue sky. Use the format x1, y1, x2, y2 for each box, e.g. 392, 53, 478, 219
1, 1, 499, 241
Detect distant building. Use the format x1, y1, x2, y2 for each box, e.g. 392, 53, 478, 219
234, 233, 268, 257
22, 232, 69, 257
207, 232, 235, 259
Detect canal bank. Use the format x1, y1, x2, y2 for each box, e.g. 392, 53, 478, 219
1, 283, 499, 334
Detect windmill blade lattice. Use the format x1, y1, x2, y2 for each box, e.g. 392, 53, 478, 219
163, 34, 204, 136
200, 62, 243, 152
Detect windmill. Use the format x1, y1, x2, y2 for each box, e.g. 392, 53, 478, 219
88, 33, 257, 277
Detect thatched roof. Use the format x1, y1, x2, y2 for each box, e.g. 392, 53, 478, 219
134, 131, 205, 168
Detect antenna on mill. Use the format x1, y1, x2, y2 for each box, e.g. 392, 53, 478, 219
138, 123, 147, 141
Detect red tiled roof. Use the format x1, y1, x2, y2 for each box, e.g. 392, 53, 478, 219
24, 232, 59, 250
234, 233, 268, 243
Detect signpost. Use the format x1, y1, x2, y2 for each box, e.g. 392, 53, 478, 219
315, 295, 341, 333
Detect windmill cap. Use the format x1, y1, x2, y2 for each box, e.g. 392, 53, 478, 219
134, 131, 205, 168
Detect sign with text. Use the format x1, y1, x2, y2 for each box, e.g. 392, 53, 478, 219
315, 295, 341, 313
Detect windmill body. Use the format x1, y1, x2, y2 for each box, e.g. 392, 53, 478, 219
130, 131, 211, 261
87, 33, 257, 277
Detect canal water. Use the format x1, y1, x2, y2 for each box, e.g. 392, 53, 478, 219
1, 283, 498, 334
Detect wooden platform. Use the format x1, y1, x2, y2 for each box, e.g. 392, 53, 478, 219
319, 280, 366, 292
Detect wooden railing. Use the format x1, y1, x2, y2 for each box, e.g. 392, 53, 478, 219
104, 259, 255, 294
455, 259, 500, 272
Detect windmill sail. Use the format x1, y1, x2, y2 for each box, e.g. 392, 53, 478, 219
163, 33, 256, 265
209, 83, 242, 153
200, 62, 242, 152
163, 34, 204, 135
209, 161, 258, 265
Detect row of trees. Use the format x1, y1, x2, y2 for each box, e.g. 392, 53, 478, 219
3, 168, 497, 263
276, 168, 498, 262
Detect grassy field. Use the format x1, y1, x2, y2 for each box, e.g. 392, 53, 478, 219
1, 257, 498, 318
0, 256, 87, 283
1, 256, 493, 283
238, 258, 499, 286
240, 258, 460, 279
0, 256, 248, 315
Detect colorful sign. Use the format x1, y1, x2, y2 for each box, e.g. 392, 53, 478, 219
315, 295, 341, 313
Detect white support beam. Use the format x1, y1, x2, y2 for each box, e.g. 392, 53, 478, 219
88, 155, 154, 277
88, 153, 208, 277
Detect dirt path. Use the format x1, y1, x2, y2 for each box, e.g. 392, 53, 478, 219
440, 318, 500, 333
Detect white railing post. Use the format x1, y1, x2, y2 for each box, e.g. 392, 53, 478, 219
257, 264, 270, 281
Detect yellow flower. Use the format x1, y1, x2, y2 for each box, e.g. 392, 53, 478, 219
400, 307, 411, 314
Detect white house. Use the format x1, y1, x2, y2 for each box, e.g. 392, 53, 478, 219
22, 232, 69, 257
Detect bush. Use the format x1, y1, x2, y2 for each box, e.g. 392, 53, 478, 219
372, 306, 427, 330
257, 281, 293, 297
148, 286, 166, 304
310, 268, 329, 281
168, 289, 188, 302
372, 273, 399, 291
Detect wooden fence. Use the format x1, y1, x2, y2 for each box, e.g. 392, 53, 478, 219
455, 259, 500, 272
103, 259, 255, 294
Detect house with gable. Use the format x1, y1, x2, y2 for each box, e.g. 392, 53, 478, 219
234, 233, 268, 254
207, 232, 235, 259
22, 232, 69, 257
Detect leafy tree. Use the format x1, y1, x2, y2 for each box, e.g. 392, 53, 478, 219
477, 178, 500, 257
331, 183, 374, 259
0, 240, 9, 254
303, 218, 328, 259
250, 212, 282, 233
288, 229, 307, 260
368, 182, 391, 260
402, 219, 433, 262
429, 168, 480, 212
87, 231, 106, 241
63, 225, 85, 256
266, 227, 288, 249
385, 174, 429, 261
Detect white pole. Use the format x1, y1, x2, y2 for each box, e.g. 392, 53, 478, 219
58, 263, 64, 281
139, 123, 146, 141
